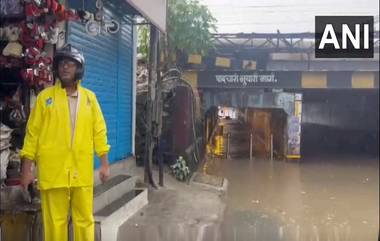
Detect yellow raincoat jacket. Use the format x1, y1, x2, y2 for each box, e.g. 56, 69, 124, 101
20, 80, 110, 190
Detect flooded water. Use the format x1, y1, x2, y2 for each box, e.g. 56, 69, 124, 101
203, 120, 379, 241
204, 156, 379, 241
116, 118, 378, 241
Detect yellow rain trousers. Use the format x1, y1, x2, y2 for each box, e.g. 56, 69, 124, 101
21, 80, 110, 241
41, 187, 94, 241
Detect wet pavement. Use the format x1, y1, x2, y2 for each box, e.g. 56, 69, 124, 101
116, 166, 226, 241
203, 119, 379, 241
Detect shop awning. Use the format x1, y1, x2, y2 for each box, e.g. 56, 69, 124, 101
126, 0, 167, 33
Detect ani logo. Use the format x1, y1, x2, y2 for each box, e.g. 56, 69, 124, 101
315, 16, 374, 58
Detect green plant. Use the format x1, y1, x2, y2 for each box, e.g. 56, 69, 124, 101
166, 0, 217, 56
137, 25, 150, 60
170, 156, 190, 181
137, 0, 217, 65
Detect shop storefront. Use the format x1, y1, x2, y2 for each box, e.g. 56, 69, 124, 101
1, 0, 137, 184
1, 0, 166, 239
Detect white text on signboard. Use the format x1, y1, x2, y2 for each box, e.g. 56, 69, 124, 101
215, 73, 277, 86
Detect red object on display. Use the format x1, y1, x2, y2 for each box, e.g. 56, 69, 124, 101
57, 9, 79, 22
3, 0, 82, 89
20, 68, 36, 85
35, 38, 45, 49
21, 54, 53, 86
66, 9, 80, 21
19, 22, 34, 47
44, 20, 57, 32
25, 3, 44, 18
19, 22, 45, 49
21, 67, 53, 87
39, 56, 52, 65
50, 0, 59, 13
54, 3, 65, 15
24, 47, 41, 65
46, 0, 52, 11
5, 178, 21, 186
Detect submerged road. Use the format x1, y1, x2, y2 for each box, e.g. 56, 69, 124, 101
116, 119, 378, 241
203, 119, 379, 241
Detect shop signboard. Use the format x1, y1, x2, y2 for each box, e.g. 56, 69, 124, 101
287, 94, 302, 159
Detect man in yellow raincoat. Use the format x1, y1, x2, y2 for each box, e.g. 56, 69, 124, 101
20, 44, 110, 241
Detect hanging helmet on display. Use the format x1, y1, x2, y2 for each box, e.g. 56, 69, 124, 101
53, 44, 85, 80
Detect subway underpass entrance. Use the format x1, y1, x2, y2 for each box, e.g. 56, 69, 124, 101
199, 89, 379, 241
206, 107, 288, 160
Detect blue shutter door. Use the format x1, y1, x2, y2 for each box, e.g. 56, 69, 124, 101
116, 16, 133, 160
67, 1, 133, 167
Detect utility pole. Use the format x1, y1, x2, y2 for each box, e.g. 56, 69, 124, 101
144, 24, 159, 188
155, 32, 164, 187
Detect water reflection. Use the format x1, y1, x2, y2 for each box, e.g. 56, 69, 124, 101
203, 120, 379, 241
201, 154, 379, 241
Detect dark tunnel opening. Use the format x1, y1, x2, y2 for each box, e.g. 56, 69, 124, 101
300, 89, 379, 158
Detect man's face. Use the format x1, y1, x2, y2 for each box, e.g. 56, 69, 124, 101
57, 58, 78, 86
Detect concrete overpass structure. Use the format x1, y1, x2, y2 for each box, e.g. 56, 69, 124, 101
179, 32, 379, 159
